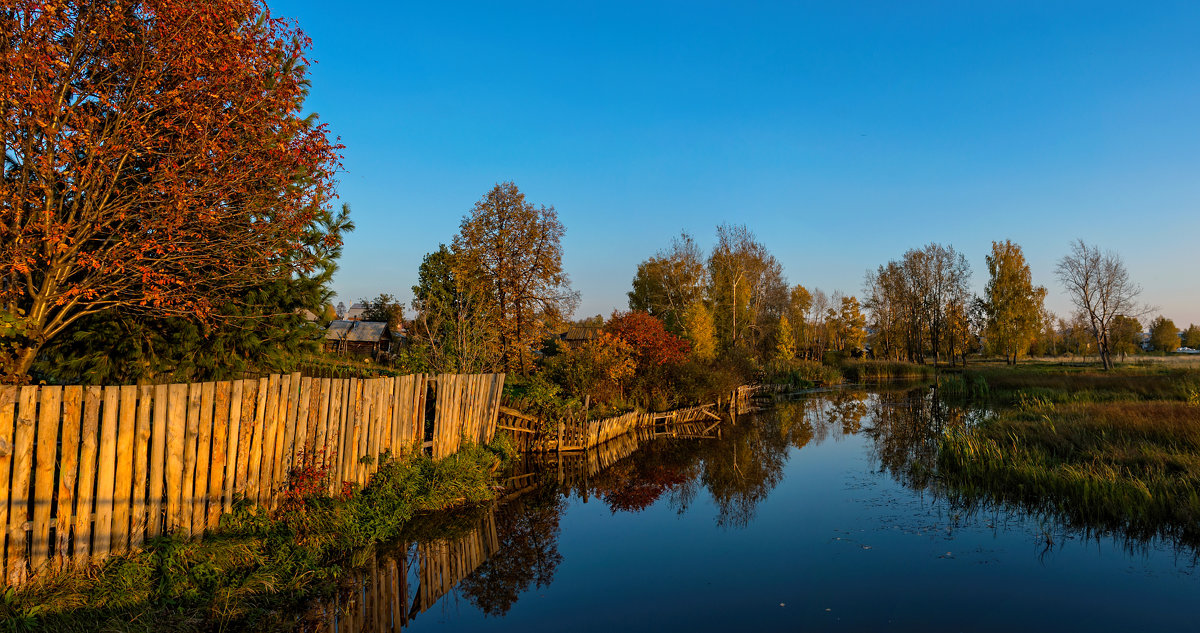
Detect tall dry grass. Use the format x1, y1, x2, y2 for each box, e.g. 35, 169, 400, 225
939, 400, 1200, 545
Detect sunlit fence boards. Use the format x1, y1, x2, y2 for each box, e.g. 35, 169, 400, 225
0, 372, 504, 584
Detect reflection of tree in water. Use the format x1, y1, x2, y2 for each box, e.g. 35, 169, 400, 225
805, 390, 870, 437
863, 386, 974, 489
586, 403, 824, 528
592, 442, 700, 513
698, 414, 793, 528
458, 486, 566, 617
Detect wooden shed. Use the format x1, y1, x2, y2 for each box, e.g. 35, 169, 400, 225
560, 325, 604, 349
324, 320, 393, 358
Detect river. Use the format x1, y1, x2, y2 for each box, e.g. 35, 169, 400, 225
306, 387, 1199, 632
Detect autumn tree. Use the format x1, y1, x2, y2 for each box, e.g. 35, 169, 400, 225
681, 301, 716, 362
773, 314, 796, 365
1184, 324, 1200, 349
35, 204, 352, 384
827, 295, 867, 353
1, 1, 342, 381
1149, 316, 1179, 353
1109, 315, 1142, 360
358, 293, 405, 330
862, 244, 970, 364
605, 310, 690, 409
628, 232, 706, 333
605, 310, 690, 369
943, 300, 974, 366
410, 244, 497, 374
805, 288, 831, 361
786, 285, 811, 357
453, 182, 578, 373
1056, 240, 1145, 370
546, 333, 635, 405
983, 240, 1046, 364
706, 224, 787, 358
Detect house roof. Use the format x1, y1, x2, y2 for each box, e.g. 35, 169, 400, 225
345, 321, 390, 343
325, 320, 354, 340
562, 326, 604, 341
343, 302, 366, 320
326, 320, 392, 343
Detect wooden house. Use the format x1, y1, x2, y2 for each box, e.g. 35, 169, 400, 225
324, 320, 394, 358
559, 325, 604, 349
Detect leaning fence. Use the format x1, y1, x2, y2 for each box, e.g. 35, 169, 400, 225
0, 371, 504, 584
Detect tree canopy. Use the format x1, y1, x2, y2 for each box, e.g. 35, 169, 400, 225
1149, 316, 1179, 353
452, 182, 578, 373
1056, 240, 1144, 370
1, 0, 342, 381
983, 240, 1046, 364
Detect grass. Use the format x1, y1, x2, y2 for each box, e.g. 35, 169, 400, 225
938, 392, 1200, 547
1, 437, 514, 632
839, 360, 936, 383
768, 360, 846, 388
940, 363, 1200, 404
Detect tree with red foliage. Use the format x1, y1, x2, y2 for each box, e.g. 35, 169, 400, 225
1, 1, 342, 380
605, 310, 690, 368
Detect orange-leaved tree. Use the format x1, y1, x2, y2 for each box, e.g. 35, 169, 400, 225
1, 0, 341, 381
606, 310, 690, 368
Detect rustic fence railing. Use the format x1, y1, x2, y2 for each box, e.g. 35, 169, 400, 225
0, 371, 504, 584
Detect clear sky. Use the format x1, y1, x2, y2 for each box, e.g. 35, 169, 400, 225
275, 0, 1200, 326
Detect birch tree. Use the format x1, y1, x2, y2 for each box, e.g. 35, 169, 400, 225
1055, 240, 1145, 370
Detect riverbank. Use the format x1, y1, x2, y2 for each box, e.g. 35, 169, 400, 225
936, 364, 1200, 546
1, 439, 513, 632
941, 362, 1200, 403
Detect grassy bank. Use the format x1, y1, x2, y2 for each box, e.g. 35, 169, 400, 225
839, 360, 936, 383
938, 399, 1200, 545
940, 363, 1200, 404
1, 438, 514, 632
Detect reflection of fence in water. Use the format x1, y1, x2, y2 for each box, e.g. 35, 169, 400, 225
319, 509, 499, 633
313, 413, 724, 631
415, 511, 500, 615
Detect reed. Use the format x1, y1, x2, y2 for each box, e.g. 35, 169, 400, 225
955, 365, 1200, 404
839, 360, 936, 383
938, 400, 1200, 546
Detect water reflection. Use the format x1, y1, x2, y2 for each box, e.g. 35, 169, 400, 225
307, 387, 1198, 632
309, 484, 566, 632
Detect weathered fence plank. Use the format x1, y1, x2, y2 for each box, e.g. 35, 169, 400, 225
110, 385, 137, 553
223, 380, 244, 515
165, 383, 187, 535
148, 384, 168, 539
72, 387, 101, 567
8, 387, 37, 583
92, 386, 120, 557
207, 382, 230, 530
0, 387, 17, 579
131, 385, 153, 548
31, 386, 61, 570
55, 387, 81, 569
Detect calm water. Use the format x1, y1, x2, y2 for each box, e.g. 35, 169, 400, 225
311, 388, 1199, 632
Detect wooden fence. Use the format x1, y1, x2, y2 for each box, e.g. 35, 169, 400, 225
0, 372, 504, 584
553, 401, 723, 452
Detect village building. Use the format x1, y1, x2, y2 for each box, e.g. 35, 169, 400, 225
324, 320, 395, 359
559, 325, 604, 349
342, 301, 367, 321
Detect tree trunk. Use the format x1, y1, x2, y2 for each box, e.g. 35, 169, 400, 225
5, 344, 40, 384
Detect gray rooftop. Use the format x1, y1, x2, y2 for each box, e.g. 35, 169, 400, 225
345, 321, 389, 343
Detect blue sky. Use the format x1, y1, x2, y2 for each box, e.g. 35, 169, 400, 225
276, 1, 1200, 326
